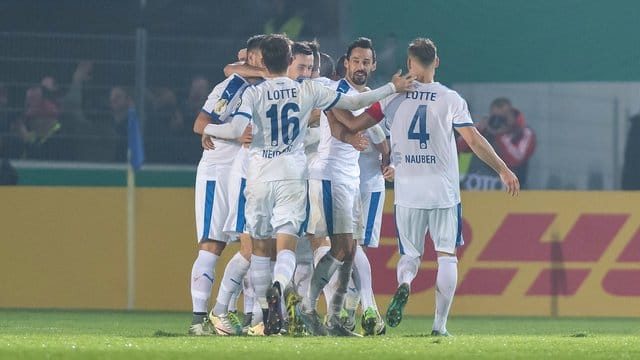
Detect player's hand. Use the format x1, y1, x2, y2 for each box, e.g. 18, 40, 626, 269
382, 165, 395, 181
500, 169, 520, 196
238, 123, 253, 145
347, 132, 368, 151
237, 48, 247, 62
390, 70, 415, 93
201, 133, 215, 150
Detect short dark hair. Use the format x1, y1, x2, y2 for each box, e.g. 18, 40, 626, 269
319, 52, 335, 78
408, 38, 437, 66
304, 40, 320, 72
260, 34, 292, 74
291, 41, 313, 57
346, 37, 376, 63
246, 34, 266, 52
490, 97, 512, 109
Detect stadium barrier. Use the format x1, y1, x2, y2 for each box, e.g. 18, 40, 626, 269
1, 188, 638, 317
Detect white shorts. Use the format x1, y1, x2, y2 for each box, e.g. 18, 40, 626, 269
194, 161, 232, 243
394, 203, 464, 257
360, 190, 385, 248
244, 179, 308, 240
307, 179, 363, 239
223, 148, 249, 240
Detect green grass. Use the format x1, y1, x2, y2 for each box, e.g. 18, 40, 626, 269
1, 309, 639, 359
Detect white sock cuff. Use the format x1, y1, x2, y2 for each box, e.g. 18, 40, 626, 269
251, 255, 271, 266
277, 249, 296, 260
233, 252, 251, 267
437, 256, 458, 264
198, 249, 219, 262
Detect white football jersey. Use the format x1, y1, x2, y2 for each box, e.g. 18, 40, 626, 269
309, 79, 363, 183
359, 125, 387, 193
234, 77, 342, 183
379, 82, 473, 209
200, 74, 249, 164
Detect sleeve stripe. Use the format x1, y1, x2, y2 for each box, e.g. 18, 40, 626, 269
324, 93, 342, 111
453, 123, 474, 127
200, 108, 212, 115
234, 111, 252, 119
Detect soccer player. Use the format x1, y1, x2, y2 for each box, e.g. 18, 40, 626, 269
187, 35, 264, 336
329, 38, 519, 336
304, 37, 381, 336
202, 33, 414, 336
199, 35, 268, 336
351, 122, 389, 336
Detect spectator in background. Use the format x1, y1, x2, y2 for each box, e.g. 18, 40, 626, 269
622, 113, 640, 190
457, 97, 536, 190
183, 76, 211, 125
147, 87, 200, 164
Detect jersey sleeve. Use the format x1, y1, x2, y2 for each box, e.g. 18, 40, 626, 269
233, 86, 254, 121
452, 94, 474, 127
201, 81, 226, 117
307, 80, 342, 111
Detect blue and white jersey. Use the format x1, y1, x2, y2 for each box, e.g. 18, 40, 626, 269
309, 79, 363, 183
359, 124, 387, 193
234, 77, 341, 183
381, 81, 473, 209
200, 74, 250, 164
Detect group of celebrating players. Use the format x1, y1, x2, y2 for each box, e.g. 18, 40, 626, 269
187, 33, 520, 338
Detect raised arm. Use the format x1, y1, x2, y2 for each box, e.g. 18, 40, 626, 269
223, 62, 266, 79
332, 70, 414, 111
456, 126, 520, 196
203, 115, 251, 140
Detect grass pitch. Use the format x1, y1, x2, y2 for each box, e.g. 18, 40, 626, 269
1, 309, 638, 359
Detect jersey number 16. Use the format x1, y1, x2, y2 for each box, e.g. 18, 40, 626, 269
266, 103, 300, 146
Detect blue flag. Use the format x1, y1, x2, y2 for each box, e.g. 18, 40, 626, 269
127, 107, 144, 171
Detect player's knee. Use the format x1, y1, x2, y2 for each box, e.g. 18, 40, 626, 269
199, 240, 226, 255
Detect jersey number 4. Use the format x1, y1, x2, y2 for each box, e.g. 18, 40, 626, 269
266, 103, 300, 146
408, 104, 430, 149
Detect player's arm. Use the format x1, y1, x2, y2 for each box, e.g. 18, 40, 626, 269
369, 124, 391, 167
223, 62, 266, 78
328, 117, 368, 151
456, 126, 520, 196
203, 114, 251, 140
332, 70, 413, 111
193, 111, 211, 134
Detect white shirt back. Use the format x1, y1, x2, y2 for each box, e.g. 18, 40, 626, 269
234, 77, 341, 183
381, 82, 473, 208
309, 79, 363, 182
200, 74, 249, 164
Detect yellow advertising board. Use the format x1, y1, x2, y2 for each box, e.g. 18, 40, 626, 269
0, 188, 638, 317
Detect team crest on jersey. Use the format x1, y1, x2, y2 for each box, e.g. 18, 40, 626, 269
213, 99, 228, 116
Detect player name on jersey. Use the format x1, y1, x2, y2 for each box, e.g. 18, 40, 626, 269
405, 91, 437, 101
262, 144, 293, 158
266, 88, 298, 100
405, 154, 436, 164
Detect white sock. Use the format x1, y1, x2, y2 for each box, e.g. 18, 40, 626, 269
228, 288, 240, 312
433, 256, 458, 333
273, 249, 296, 291
190, 250, 218, 314
313, 245, 331, 267
305, 252, 342, 310
344, 273, 360, 314
251, 299, 263, 326
293, 261, 313, 299
212, 252, 250, 315
249, 255, 272, 311
397, 255, 420, 287
329, 261, 353, 316
354, 245, 375, 310
243, 273, 254, 315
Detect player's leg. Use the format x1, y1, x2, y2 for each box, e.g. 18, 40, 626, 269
265, 179, 307, 335
358, 190, 386, 335
428, 203, 463, 337
386, 205, 428, 328
189, 163, 229, 336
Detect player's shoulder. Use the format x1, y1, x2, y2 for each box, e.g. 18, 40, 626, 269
431, 82, 464, 100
